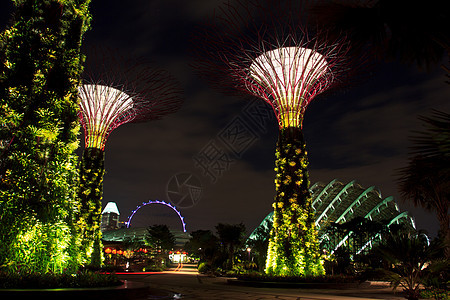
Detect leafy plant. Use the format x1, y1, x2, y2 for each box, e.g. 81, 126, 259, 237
397, 110, 450, 259
77, 147, 105, 268
0, 0, 91, 273
216, 223, 246, 270
0, 270, 121, 289
184, 229, 220, 267
236, 273, 359, 283
197, 262, 211, 274
146, 224, 176, 252
374, 232, 440, 300
266, 127, 324, 277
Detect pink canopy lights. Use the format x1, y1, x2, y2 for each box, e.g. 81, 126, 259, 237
78, 84, 135, 150
78, 52, 183, 150
241, 31, 352, 129
248, 46, 331, 128
194, 1, 354, 129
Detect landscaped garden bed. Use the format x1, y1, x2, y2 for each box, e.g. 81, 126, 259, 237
0, 271, 151, 300
0, 270, 121, 289
228, 273, 369, 289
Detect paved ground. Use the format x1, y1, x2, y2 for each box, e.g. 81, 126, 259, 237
118, 264, 407, 300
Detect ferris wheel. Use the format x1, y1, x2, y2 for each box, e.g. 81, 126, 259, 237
125, 200, 186, 232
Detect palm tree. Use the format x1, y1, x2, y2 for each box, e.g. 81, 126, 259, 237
146, 225, 175, 254
397, 110, 450, 258
375, 232, 439, 300
215, 223, 246, 270
246, 223, 271, 272
146, 224, 176, 269
184, 230, 220, 267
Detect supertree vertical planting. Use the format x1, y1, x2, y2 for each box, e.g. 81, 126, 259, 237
194, 1, 354, 276
0, 0, 91, 273
77, 54, 182, 267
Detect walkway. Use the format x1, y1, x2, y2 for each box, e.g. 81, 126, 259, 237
118, 264, 406, 300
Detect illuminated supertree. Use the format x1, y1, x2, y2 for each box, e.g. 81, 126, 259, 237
195, 1, 355, 276
77, 53, 182, 267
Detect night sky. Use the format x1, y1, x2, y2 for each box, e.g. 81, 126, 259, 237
1, 1, 449, 237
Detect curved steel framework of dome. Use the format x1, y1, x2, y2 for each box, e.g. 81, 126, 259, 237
248, 179, 416, 255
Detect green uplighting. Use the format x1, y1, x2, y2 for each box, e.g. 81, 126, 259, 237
265, 127, 325, 276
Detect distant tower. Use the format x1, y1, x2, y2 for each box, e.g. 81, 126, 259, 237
101, 202, 120, 231
194, 1, 356, 276
77, 52, 183, 267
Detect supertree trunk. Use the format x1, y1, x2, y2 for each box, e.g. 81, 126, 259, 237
78, 147, 105, 267
266, 127, 324, 276
192, 0, 358, 276
76, 57, 182, 267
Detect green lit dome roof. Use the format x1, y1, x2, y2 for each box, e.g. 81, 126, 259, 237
311, 179, 415, 231
248, 179, 416, 254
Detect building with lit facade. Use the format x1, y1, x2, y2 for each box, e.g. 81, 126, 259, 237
101, 201, 120, 231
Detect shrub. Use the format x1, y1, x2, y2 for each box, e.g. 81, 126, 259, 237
0, 270, 121, 289
198, 262, 211, 274
236, 273, 359, 283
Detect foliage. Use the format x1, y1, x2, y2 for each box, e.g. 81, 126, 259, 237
142, 254, 167, 272
373, 232, 442, 300
236, 273, 359, 284
122, 236, 146, 253
197, 262, 211, 274
321, 217, 389, 253
266, 127, 324, 276
186, 226, 247, 272
323, 247, 352, 276
225, 254, 258, 276
184, 229, 220, 266
143, 264, 164, 272
320, 217, 409, 275
397, 110, 450, 258
246, 222, 271, 272
0, 270, 121, 289
77, 147, 105, 268
146, 224, 175, 253
0, 0, 91, 273
421, 288, 450, 300
420, 249, 449, 300
216, 222, 246, 270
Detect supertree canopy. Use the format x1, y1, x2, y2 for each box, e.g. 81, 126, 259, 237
249, 46, 330, 128
78, 84, 135, 150
77, 53, 183, 267
195, 0, 355, 276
